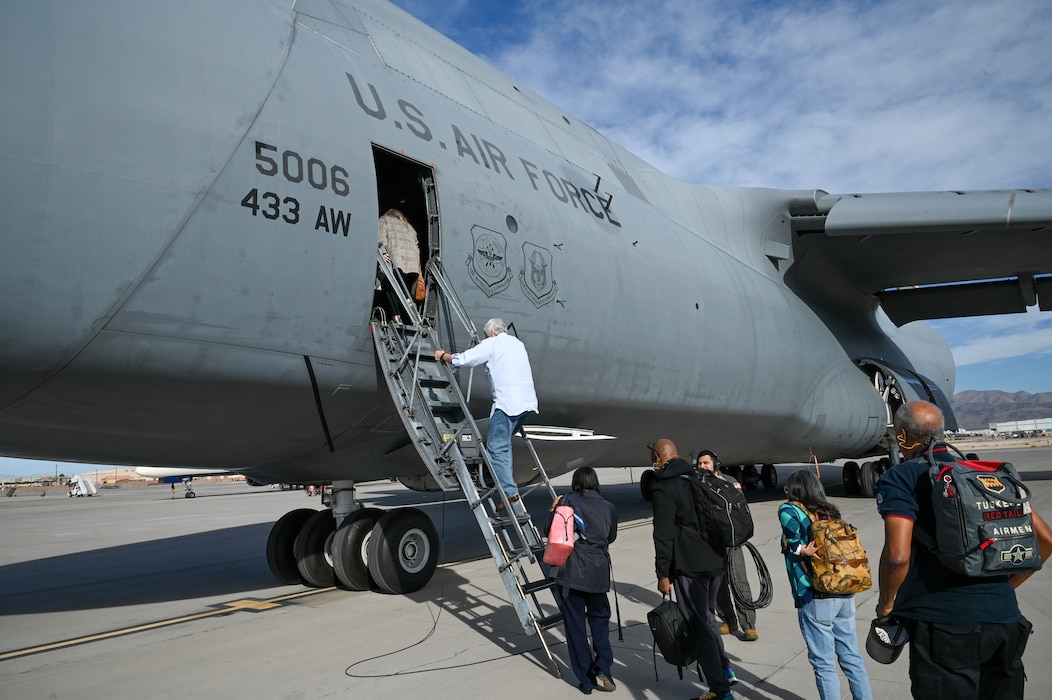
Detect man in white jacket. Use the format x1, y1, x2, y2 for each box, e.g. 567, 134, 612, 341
434, 318, 538, 505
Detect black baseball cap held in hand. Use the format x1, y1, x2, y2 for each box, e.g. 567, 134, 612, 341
866, 616, 908, 664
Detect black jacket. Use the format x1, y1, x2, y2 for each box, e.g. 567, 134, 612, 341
548, 489, 618, 593
652, 457, 725, 578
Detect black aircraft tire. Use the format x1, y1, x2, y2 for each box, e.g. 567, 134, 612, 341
332, 508, 383, 591
640, 469, 657, 501
368, 507, 440, 595
761, 464, 778, 490
843, 461, 861, 496
742, 465, 759, 490
876, 457, 890, 481
266, 508, 317, 585
860, 461, 877, 498
721, 465, 743, 482
294, 509, 337, 588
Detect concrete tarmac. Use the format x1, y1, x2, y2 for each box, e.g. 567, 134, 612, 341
2, 447, 1050, 699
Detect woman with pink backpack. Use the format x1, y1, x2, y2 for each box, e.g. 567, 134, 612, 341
546, 467, 619, 694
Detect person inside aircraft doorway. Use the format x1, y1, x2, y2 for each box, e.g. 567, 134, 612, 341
377, 208, 424, 321
434, 318, 538, 511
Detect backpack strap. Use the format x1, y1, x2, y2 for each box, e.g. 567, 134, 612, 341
788, 500, 814, 523
786, 501, 815, 576
912, 524, 938, 554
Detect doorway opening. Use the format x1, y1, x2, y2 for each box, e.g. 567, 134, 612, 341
372, 146, 435, 322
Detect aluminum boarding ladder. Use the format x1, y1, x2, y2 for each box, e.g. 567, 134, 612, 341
371, 250, 565, 677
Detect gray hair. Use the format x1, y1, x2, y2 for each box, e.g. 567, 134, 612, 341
893, 400, 945, 444
483, 318, 507, 336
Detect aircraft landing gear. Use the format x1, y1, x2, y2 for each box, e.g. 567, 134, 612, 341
266, 509, 316, 584
842, 461, 861, 495
332, 508, 383, 591
184, 479, 196, 498
265, 500, 441, 595
760, 464, 778, 490
293, 509, 337, 587
639, 468, 656, 501
857, 457, 890, 498
367, 508, 439, 594
736, 465, 760, 489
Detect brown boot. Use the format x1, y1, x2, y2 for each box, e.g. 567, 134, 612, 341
742, 629, 759, 641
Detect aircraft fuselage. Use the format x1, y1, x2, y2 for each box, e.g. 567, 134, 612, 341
0, 0, 952, 485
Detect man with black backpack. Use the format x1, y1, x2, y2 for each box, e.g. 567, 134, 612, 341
876, 401, 1052, 699
650, 438, 735, 700
698, 451, 760, 642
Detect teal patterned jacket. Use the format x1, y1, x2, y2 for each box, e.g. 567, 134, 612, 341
777, 501, 814, 607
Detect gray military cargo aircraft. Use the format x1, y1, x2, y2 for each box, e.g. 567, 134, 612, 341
2, 0, 1051, 599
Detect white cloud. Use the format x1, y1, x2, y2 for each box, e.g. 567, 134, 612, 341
454, 0, 1052, 192
397, 0, 1052, 389
935, 308, 1052, 366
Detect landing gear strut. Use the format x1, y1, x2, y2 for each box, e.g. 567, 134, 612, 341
843, 360, 907, 497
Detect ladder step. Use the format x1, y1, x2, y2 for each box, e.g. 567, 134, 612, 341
419, 378, 450, 389
498, 548, 531, 569
535, 612, 564, 631
491, 512, 533, 527
428, 397, 460, 407
522, 578, 559, 596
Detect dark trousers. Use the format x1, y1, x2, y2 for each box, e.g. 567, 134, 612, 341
905, 616, 1031, 699
562, 589, 613, 690
716, 545, 756, 630
675, 572, 731, 695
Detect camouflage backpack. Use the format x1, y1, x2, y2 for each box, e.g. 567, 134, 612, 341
791, 501, 872, 595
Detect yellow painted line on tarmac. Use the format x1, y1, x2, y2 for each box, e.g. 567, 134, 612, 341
0, 586, 336, 662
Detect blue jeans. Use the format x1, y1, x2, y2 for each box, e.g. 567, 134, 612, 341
797, 595, 873, 700
487, 409, 528, 498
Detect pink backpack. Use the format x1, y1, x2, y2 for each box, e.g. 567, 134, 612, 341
544, 504, 576, 566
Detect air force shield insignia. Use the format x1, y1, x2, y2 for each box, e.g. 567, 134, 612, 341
466, 226, 512, 297
519, 242, 557, 307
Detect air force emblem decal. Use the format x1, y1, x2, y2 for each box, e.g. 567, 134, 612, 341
519, 242, 557, 307
467, 226, 512, 297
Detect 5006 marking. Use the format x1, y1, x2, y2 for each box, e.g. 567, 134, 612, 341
255, 141, 349, 196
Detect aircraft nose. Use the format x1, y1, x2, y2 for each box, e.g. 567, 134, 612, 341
0, 2, 294, 410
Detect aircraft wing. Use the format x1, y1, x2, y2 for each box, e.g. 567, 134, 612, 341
135, 467, 240, 480
787, 188, 1052, 324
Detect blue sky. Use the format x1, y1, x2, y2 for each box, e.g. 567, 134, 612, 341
3, 1, 1050, 479
390, 0, 1052, 396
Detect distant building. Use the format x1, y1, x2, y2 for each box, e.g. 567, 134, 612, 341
990, 417, 1052, 436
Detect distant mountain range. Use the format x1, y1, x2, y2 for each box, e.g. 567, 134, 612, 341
951, 390, 1052, 430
